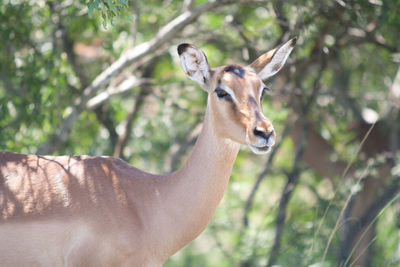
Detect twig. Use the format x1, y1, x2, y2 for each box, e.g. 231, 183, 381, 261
208, 225, 236, 266
93, 105, 119, 152
321, 123, 375, 263
342, 176, 400, 266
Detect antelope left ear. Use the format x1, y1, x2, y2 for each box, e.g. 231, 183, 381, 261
249, 37, 297, 80
177, 43, 211, 89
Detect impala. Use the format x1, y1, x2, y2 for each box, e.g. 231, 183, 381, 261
0, 38, 296, 266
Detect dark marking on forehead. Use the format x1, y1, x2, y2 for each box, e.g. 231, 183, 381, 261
224, 65, 245, 78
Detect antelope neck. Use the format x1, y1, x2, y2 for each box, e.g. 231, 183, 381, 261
162, 97, 240, 255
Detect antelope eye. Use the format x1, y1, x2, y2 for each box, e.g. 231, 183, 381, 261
214, 88, 231, 100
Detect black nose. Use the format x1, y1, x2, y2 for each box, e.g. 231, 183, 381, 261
253, 127, 273, 140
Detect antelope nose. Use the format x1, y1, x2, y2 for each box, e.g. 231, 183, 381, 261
253, 127, 275, 146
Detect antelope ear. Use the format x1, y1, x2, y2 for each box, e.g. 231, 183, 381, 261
250, 37, 297, 80
177, 43, 211, 88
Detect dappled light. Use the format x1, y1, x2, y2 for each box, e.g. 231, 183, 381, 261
0, 153, 135, 220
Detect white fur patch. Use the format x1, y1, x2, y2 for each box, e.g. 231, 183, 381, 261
266, 135, 275, 146
258, 40, 294, 80
179, 46, 210, 87
220, 84, 239, 104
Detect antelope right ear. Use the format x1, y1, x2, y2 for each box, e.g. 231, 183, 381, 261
250, 37, 297, 80
177, 43, 211, 89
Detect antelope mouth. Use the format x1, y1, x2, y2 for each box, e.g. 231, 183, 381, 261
248, 143, 272, 154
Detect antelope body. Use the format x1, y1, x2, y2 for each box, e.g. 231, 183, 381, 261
0, 38, 296, 266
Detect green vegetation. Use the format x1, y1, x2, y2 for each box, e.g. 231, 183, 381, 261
1, 0, 399, 266
87, 0, 132, 28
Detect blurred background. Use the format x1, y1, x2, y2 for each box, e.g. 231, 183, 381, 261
0, 0, 399, 266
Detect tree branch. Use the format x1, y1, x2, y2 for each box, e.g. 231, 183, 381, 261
266, 52, 327, 266
242, 120, 294, 227
266, 121, 309, 267
48, 1, 90, 89
113, 84, 151, 159
86, 76, 151, 110
340, 175, 400, 265
36, 0, 232, 155
163, 121, 202, 173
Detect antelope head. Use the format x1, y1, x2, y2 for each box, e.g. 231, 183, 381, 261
178, 38, 296, 154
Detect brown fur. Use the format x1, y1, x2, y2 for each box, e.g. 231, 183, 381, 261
0, 39, 295, 266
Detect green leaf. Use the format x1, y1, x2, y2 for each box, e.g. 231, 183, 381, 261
118, 0, 128, 7
87, 0, 96, 17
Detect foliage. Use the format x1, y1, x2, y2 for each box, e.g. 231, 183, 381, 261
1, 0, 399, 266
87, 0, 132, 28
